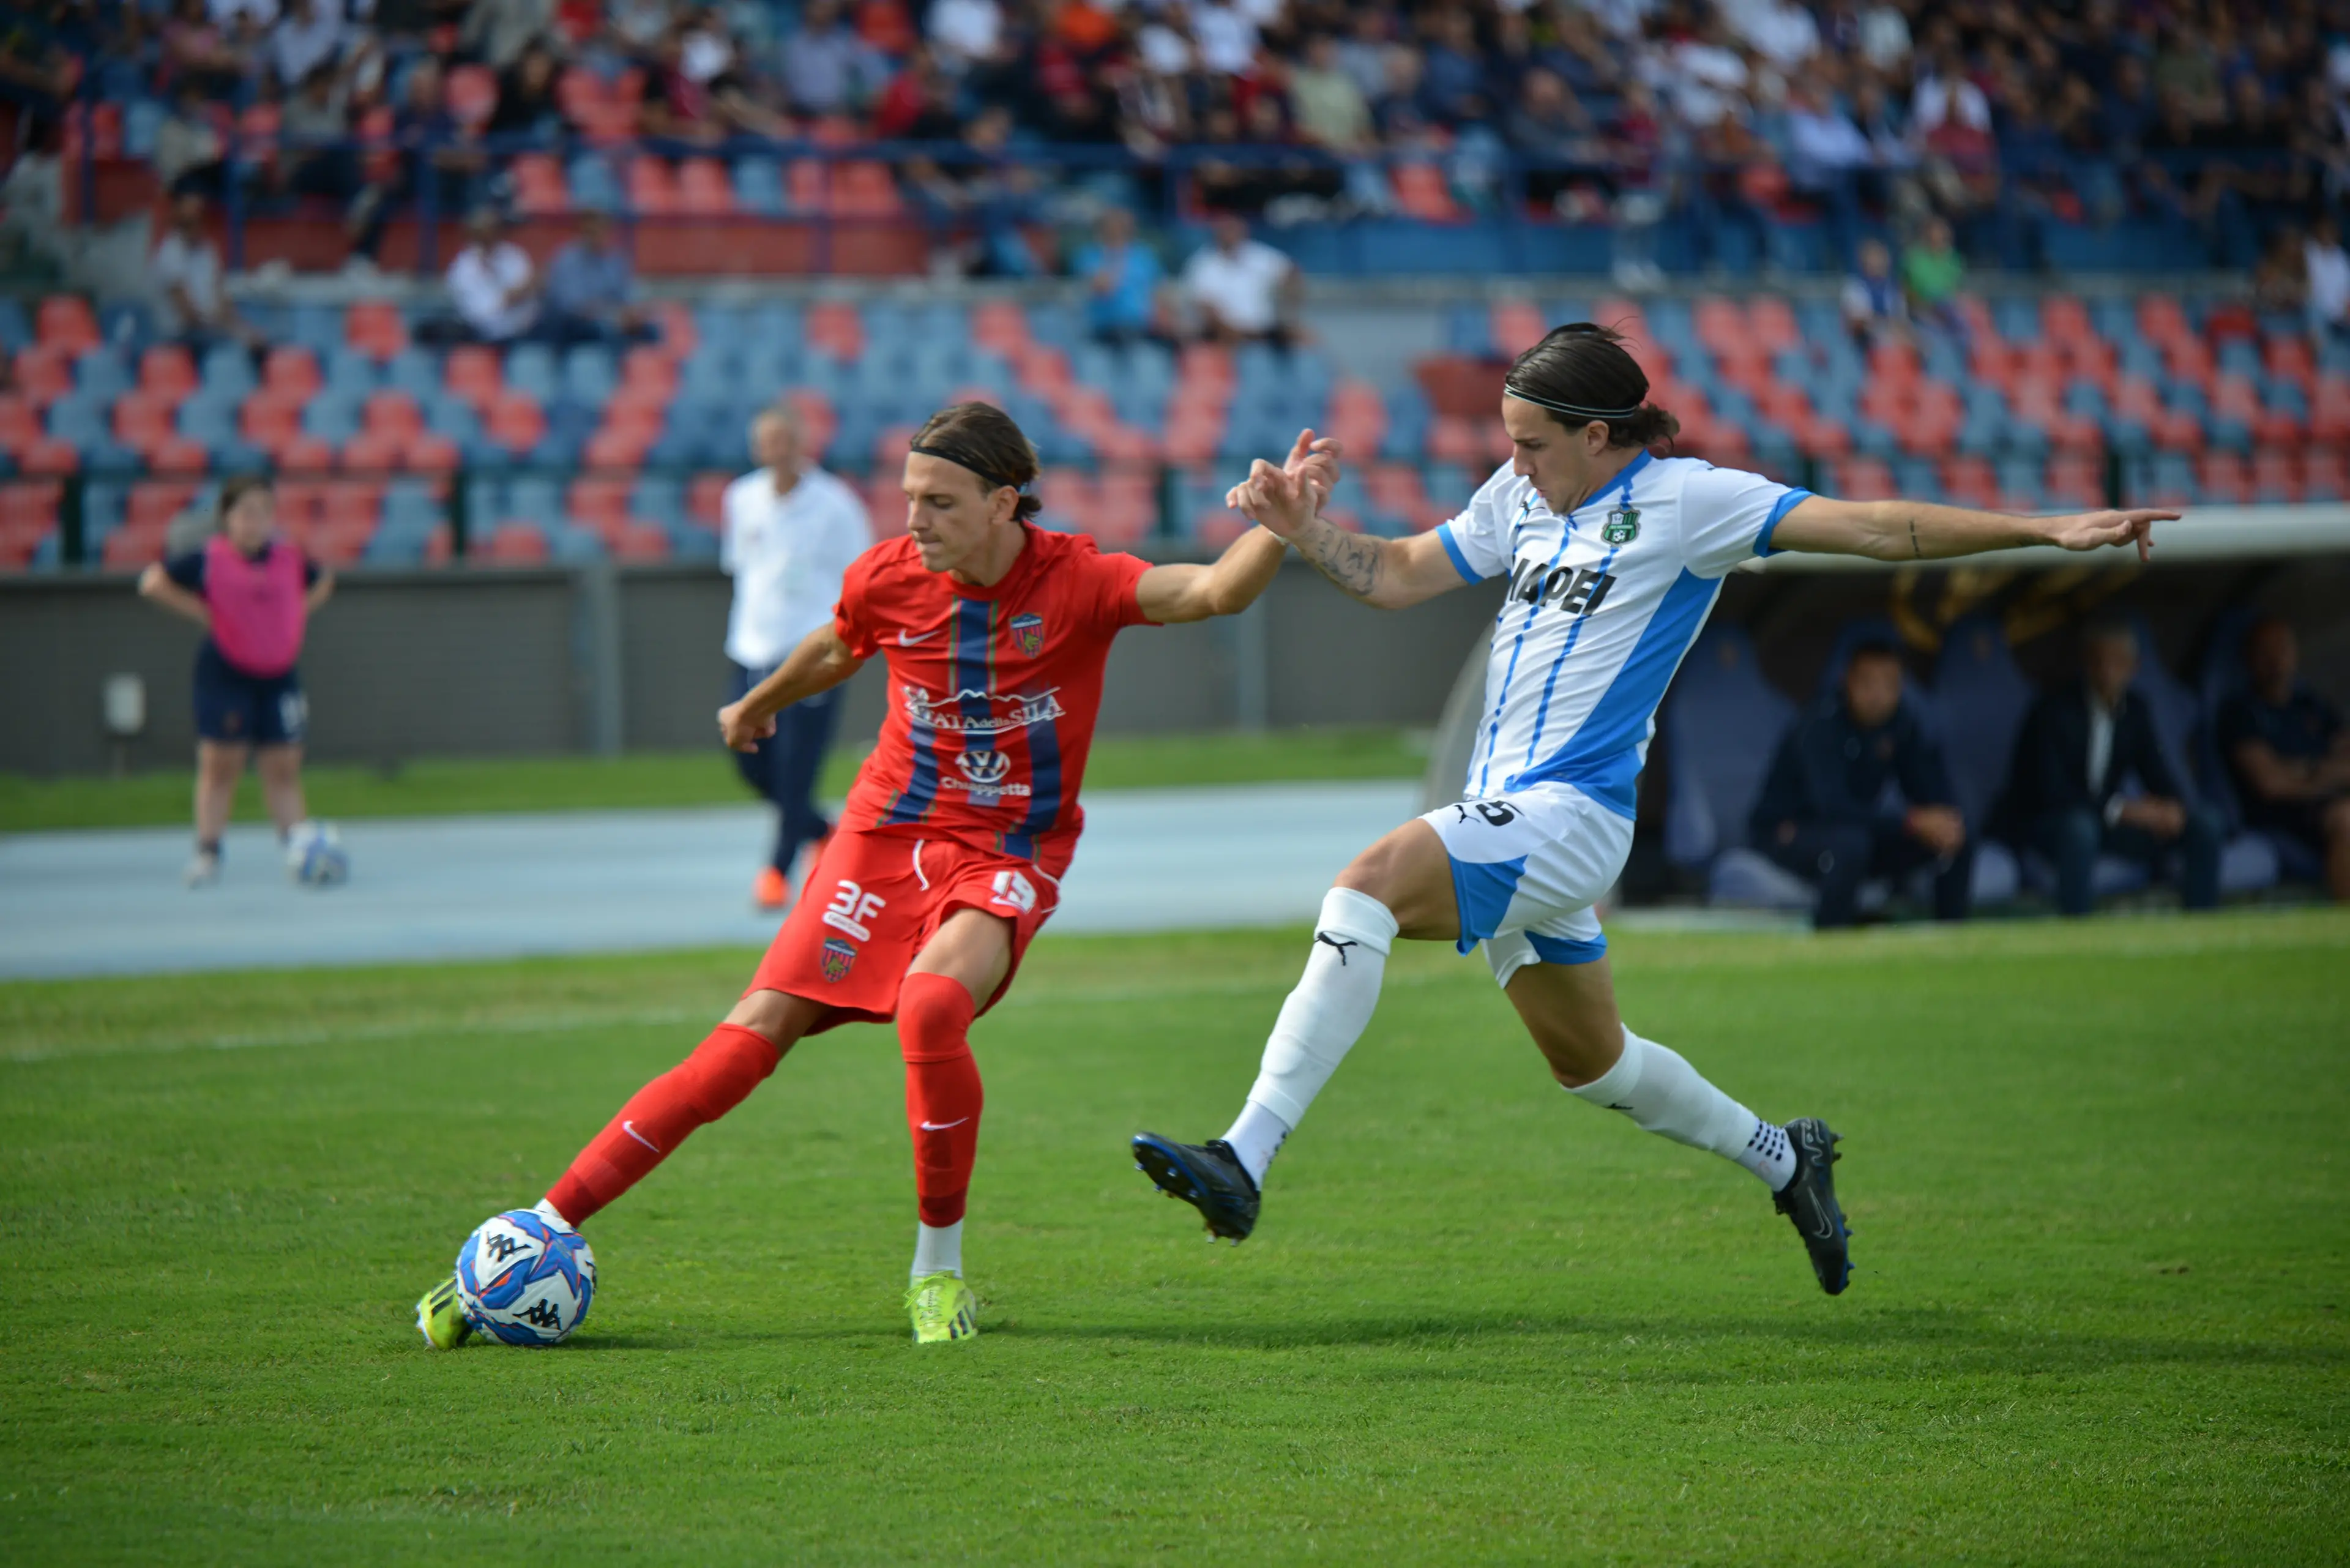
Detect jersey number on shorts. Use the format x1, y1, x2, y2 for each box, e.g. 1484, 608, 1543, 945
1453, 800, 1521, 828
823, 880, 887, 941
989, 870, 1037, 914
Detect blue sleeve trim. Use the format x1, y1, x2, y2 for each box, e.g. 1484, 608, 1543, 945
1436, 521, 1485, 584
1754, 488, 1815, 558
1525, 930, 1608, 966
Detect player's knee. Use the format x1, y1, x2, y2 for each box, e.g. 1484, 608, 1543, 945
680, 1021, 783, 1118
1334, 832, 1422, 908
898, 974, 975, 1060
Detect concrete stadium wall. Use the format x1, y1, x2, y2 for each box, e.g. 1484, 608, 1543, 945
0, 563, 1507, 776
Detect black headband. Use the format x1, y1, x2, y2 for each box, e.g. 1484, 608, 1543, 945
910, 440, 1028, 495
1504, 383, 1645, 420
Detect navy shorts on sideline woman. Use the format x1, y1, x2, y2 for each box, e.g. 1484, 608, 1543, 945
193, 641, 308, 746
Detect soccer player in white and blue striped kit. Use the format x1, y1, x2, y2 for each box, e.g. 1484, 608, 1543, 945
1134, 323, 2175, 1294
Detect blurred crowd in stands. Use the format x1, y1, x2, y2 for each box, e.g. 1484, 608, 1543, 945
3, 0, 2348, 281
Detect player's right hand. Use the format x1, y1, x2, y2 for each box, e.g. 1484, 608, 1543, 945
718, 698, 777, 753
1226, 427, 1341, 516
1231, 459, 1319, 539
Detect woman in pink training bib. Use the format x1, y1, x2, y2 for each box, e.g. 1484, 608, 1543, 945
137, 474, 337, 886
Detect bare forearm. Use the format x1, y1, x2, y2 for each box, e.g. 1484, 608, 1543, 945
1199, 525, 1288, 615
1289, 510, 1394, 605
1854, 501, 2050, 562
305, 572, 334, 613
739, 628, 862, 720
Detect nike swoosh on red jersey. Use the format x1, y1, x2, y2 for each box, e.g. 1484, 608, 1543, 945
897, 629, 941, 645
918, 1118, 970, 1131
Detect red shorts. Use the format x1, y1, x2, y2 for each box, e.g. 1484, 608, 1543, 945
744, 827, 1070, 1030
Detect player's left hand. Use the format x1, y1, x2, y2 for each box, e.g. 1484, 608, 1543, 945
718, 698, 776, 753
2042, 508, 2176, 562
1226, 427, 1342, 514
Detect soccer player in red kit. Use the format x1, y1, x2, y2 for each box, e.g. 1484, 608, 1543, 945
417, 401, 1338, 1346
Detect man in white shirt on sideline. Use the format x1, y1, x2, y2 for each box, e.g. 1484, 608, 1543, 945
1181, 211, 1301, 346
721, 405, 873, 909
444, 208, 539, 343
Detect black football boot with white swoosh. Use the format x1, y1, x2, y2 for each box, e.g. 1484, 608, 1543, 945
1772, 1117, 1852, 1294
1132, 1133, 1260, 1242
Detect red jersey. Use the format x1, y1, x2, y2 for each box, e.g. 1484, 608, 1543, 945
833, 526, 1153, 861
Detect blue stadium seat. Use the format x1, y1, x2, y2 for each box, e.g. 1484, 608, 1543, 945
99, 302, 152, 352
562, 343, 618, 406
384, 349, 441, 401
506, 343, 559, 403
321, 347, 379, 397
300, 392, 363, 444
74, 350, 132, 401
286, 304, 344, 357
732, 156, 784, 215
0, 298, 28, 354
200, 342, 257, 397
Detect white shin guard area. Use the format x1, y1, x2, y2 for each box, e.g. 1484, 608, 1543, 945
1234, 887, 1400, 1162
1567, 1027, 1791, 1188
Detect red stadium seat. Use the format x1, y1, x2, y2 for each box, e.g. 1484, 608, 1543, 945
1692, 296, 1748, 357
970, 300, 1029, 356
363, 390, 425, 441
345, 300, 407, 358
445, 346, 503, 406
2042, 296, 2095, 347
786, 158, 828, 212
2136, 295, 2193, 349
239, 395, 304, 454
1748, 296, 1799, 353
340, 430, 404, 471
12, 347, 72, 408
102, 523, 168, 569
275, 434, 334, 472
447, 65, 499, 130
480, 523, 550, 564
2264, 335, 2316, 392
628, 157, 681, 214
483, 393, 546, 455
263, 346, 322, 399
618, 346, 679, 398
805, 301, 864, 361
2249, 449, 2302, 503
2303, 450, 2349, 501
512, 154, 571, 216
677, 157, 734, 214
647, 301, 695, 359
127, 481, 197, 528
405, 433, 462, 472
2043, 454, 2103, 510
35, 296, 99, 354
1826, 458, 1897, 500
1428, 416, 1485, 466
611, 523, 671, 561
1942, 456, 1998, 509
150, 436, 210, 473
2195, 452, 2250, 504
138, 346, 198, 405
1390, 163, 1461, 222
0, 394, 35, 455
688, 474, 729, 525
828, 161, 901, 217
1490, 301, 1548, 358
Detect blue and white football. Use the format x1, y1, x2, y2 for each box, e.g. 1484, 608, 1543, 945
285, 820, 349, 886
453, 1209, 597, 1346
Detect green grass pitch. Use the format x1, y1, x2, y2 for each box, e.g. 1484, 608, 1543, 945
4, 912, 2346, 1564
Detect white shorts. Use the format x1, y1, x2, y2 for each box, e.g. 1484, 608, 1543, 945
1420, 781, 1634, 988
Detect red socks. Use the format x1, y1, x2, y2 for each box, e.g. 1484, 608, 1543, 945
898, 973, 983, 1228
545, 1023, 780, 1225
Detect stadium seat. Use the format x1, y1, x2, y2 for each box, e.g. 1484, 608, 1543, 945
827, 161, 901, 217
677, 157, 734, 214
512, 154, 571, 216
445, 346, 503, 407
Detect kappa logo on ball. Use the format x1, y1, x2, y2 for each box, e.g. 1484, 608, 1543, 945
819, 937, 858, 982
1009, 612, 1045, 655
956, 749, 1012, 786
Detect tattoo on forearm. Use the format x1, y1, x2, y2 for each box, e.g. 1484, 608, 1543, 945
1300, 517, 1382, 601
1909, 517, 1922, 559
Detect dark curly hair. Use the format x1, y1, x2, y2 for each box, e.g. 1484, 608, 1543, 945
1505, 322, 1679, 450
910, 401, 1042, 522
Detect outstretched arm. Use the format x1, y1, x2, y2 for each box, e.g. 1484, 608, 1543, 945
1229, 459, 1469, 611
718, 624, 866, 752
1770, 496, 2177, 564
1136, 427, 1345, 622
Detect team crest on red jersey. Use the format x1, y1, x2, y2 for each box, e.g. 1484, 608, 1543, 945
819, 938, 857, 982
1010, 612, 1045, 655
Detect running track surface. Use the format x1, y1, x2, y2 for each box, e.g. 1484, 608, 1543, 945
0, 783, 1421, 979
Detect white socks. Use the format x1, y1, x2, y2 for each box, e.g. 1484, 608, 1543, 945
1567, 1026, 1795, 1190
533, 1197, 575, 1231
911, 1219, 963, 1281
1225, 887, 1399, 1186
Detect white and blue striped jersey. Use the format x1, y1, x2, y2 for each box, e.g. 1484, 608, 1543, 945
1436, 452, 1812, 819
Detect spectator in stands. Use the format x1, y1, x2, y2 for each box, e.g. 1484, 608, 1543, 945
720, 405, 870, 911
2306, 217, 2350, 340
1506, 67, 1601, 212
278, 64, 368, 220
487, 39, 566, 143
2220, 618, 2350, 900
442, 207, 540, 342
541, 207, 649, 345
460, 0, 554, 72
1840, 236, 1906, 346
1785, 80, 1875, 266
1749, 641, 1974, 929
1188, 0, 1257, 77
925, 0, 1001, 74
1289, 34, 1375, 161
155, 80, 230, 199
268, 0, 346, 92
1072, 206, 1166, 345
2005, 619, 2221, 917
1181, 211, 1300, 346
353, 55, 488, 260
1420, 10, 1493, 127
778, 0, 887, 117
641, 16, 788, 141
151, 192, 267, 353
1902, 217, 1966, 338
163, 0, 248, 100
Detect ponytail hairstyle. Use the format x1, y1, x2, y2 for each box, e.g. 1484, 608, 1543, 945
909, 401, 1043, 522
1503, 322, 1680, 450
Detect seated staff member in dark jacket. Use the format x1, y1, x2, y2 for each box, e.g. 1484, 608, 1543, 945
2006, 618, 2222, 916
1750, 639, 1973, 929
2219, 616, 2350, 900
